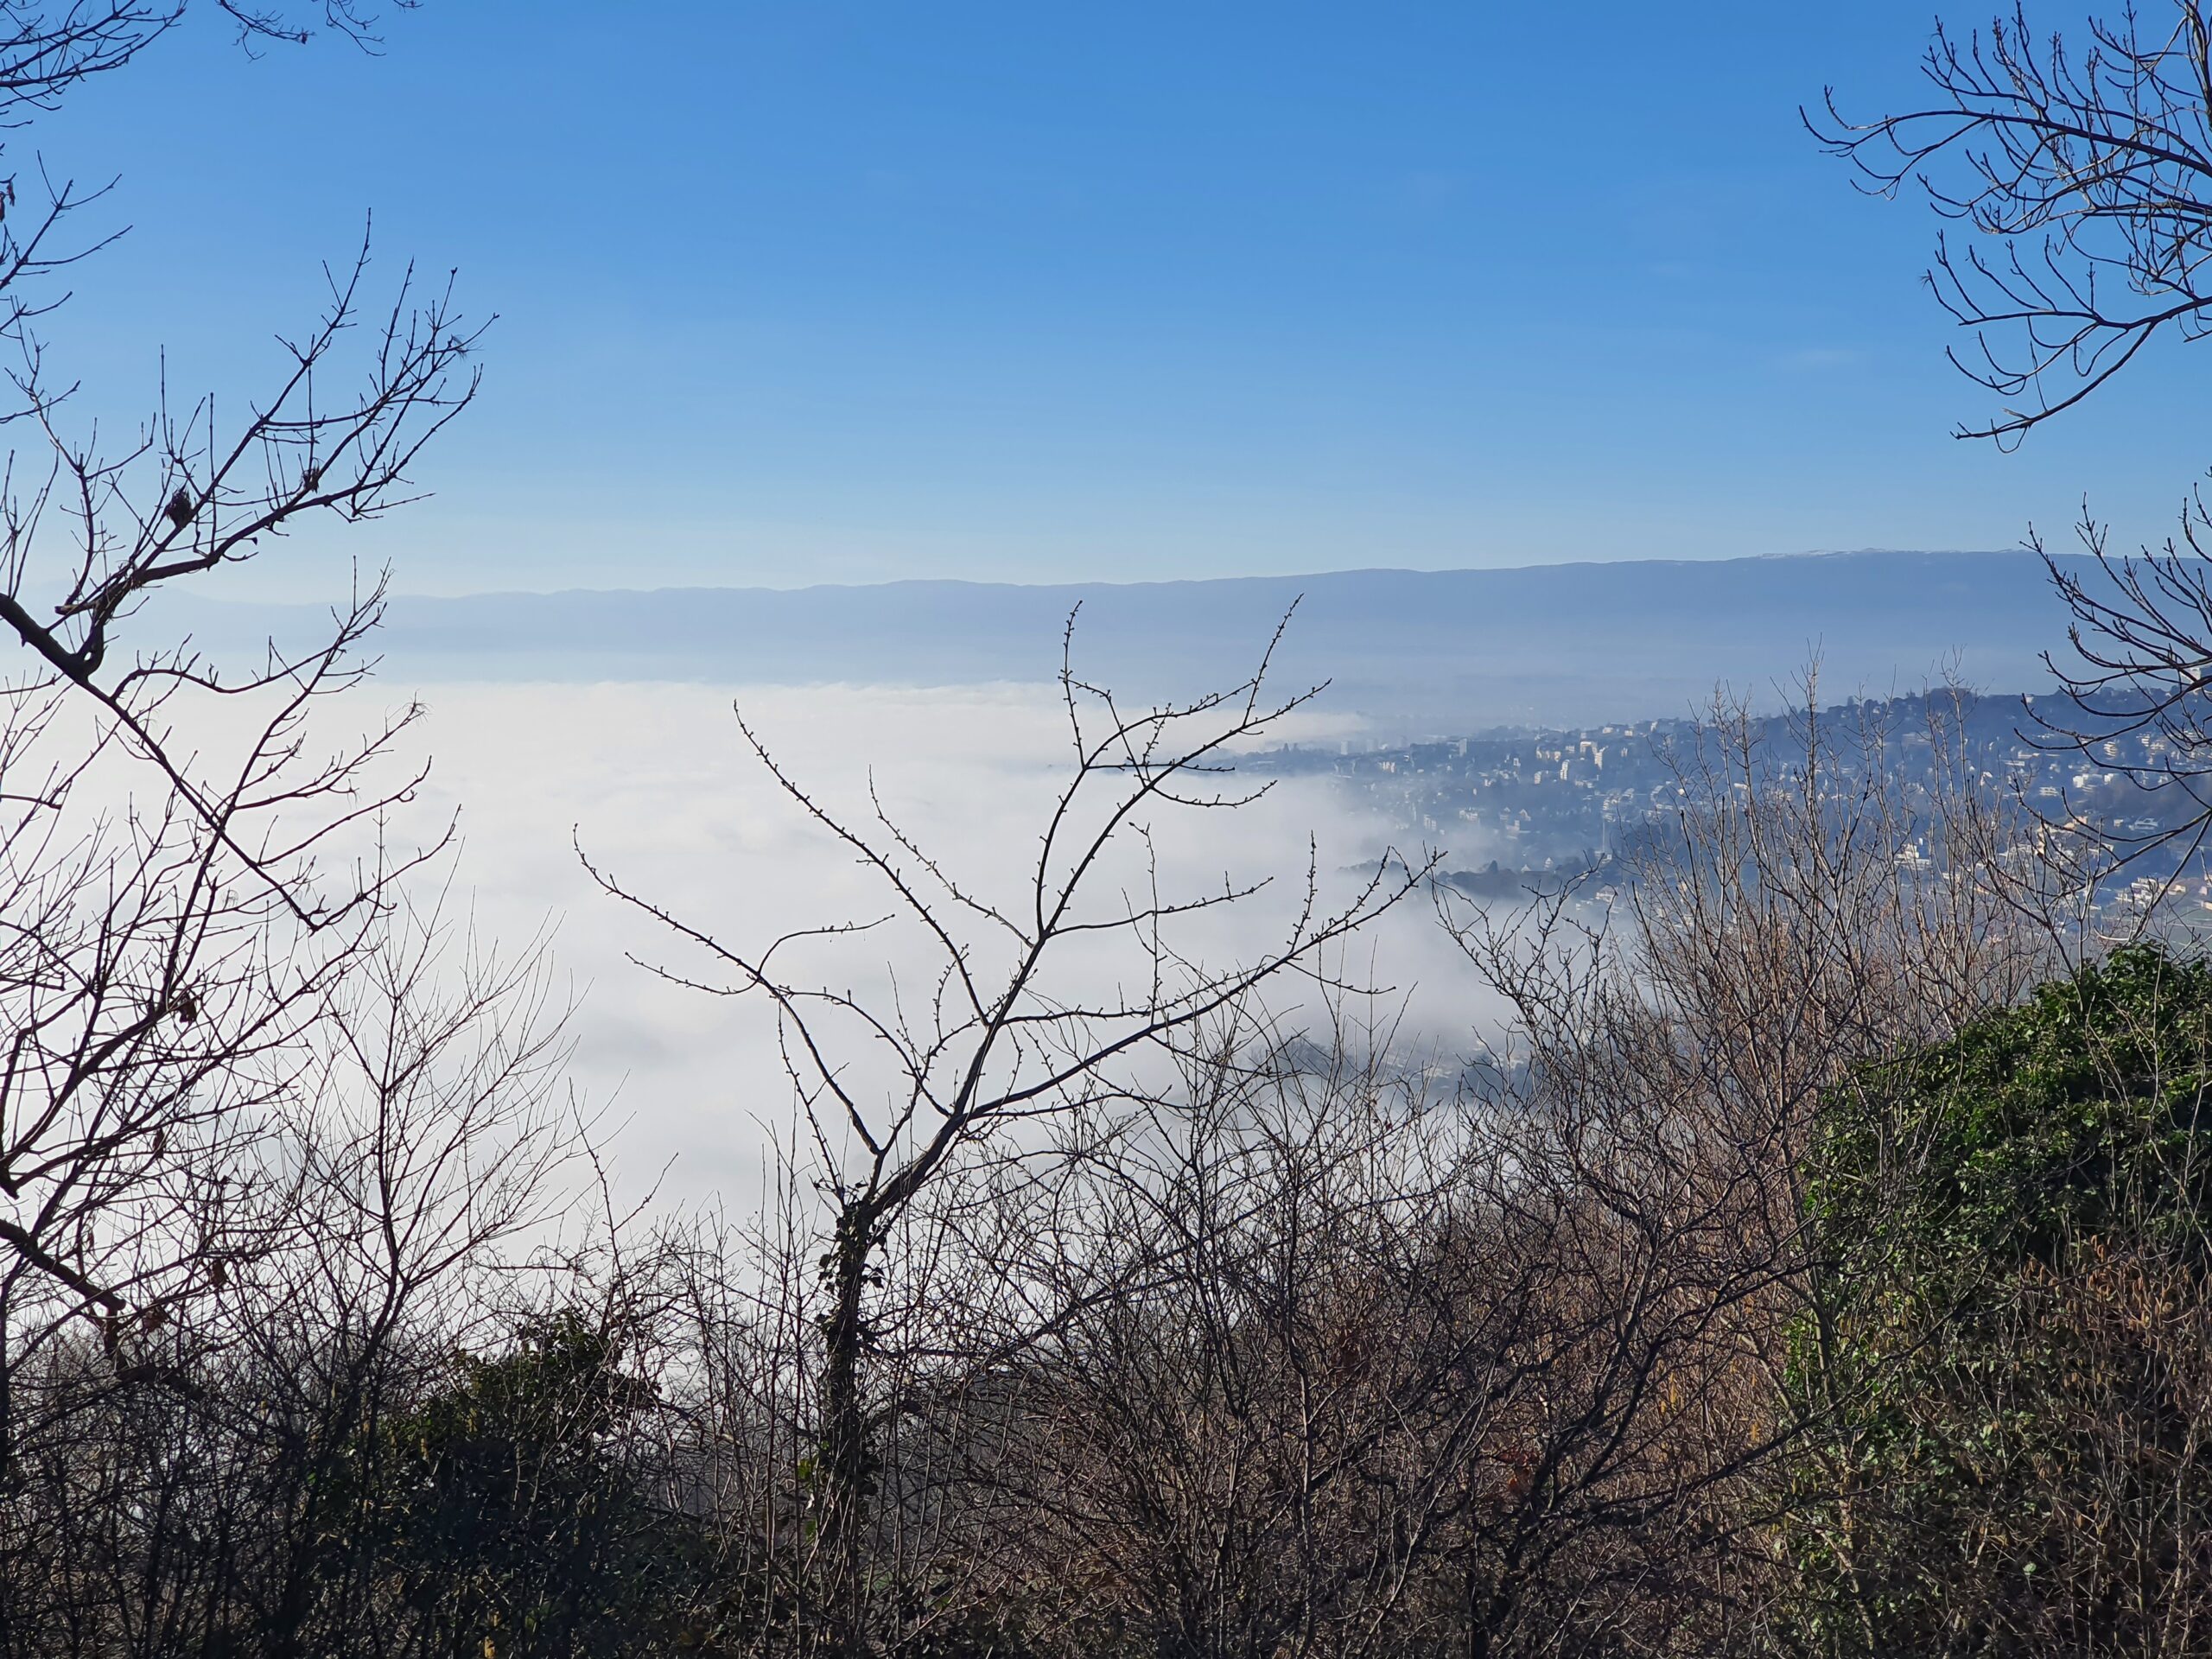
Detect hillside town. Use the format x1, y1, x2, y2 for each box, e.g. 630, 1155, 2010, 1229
1256, 689, 2212, 917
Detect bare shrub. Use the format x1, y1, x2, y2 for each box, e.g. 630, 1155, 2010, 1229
586, 620, 1429, 1656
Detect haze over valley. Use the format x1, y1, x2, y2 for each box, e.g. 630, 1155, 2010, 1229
343, 543, 2100, 1210
174, 547, 2068, 730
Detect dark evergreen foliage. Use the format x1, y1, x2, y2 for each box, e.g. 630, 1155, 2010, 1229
1782, 947, 2212, 1656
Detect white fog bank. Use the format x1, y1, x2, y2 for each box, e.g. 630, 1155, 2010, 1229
398, 678, 1510, 1211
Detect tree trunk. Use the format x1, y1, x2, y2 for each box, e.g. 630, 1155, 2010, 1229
817, 1201, 875, 1659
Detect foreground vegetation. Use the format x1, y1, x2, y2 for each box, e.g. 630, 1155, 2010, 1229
13, 649, 2205, 1657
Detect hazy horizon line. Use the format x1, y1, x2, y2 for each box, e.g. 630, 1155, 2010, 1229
189, 544, 2039, 609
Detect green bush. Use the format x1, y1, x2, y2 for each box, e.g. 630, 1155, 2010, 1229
365, 1312, 718, 1658
1778, 945, 2212, 1656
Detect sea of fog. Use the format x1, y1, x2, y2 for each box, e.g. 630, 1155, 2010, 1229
394, 678, 1511, 1211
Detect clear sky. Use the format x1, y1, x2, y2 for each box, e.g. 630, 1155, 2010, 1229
32, 1, 2212, 594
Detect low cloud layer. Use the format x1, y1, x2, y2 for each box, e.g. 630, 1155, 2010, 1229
396, 678, 1504, 1211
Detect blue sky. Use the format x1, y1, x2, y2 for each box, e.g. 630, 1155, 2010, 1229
33, 1, 2212, 594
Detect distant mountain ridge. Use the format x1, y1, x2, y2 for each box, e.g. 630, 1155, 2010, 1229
159, 549, 2077, 730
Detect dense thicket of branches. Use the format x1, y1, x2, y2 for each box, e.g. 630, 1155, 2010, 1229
0, 7, 586, 1656
7, 677, 2145, 1659
11, 649, 2210, 1659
